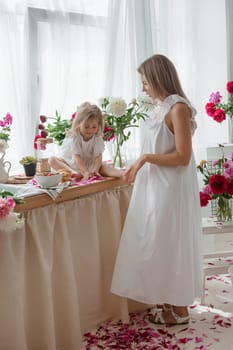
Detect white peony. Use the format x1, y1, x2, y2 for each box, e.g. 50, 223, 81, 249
0, 212, 25, 233
137, 92, 155, 111
106, 97, 127, 117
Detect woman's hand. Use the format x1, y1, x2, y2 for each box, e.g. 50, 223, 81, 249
123, 156, 146, 183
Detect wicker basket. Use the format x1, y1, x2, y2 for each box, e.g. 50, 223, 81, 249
36, 158, 51, 174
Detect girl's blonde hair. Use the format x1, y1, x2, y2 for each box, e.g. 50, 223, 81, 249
138, 54, 188, 100
67, 102, 104, 137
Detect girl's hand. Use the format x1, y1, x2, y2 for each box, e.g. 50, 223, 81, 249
83, 171, 92, 180
93, 171, 101, 177
123, 156, 145, 183
71, 173, 82, 181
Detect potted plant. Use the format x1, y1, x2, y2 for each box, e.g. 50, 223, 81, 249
19, 156, 37, 177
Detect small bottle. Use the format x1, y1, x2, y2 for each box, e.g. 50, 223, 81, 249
36, 137, 54, 175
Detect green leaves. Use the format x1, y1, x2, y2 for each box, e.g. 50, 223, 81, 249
217, 95, 233, 118
101, 98, 148, 147
0, 190, 25, 204
41, 110, 72, 146
0, 126, 11, 141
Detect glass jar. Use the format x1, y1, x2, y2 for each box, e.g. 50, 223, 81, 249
36, 137, 54, 174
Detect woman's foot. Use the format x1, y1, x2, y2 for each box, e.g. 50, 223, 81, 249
152, 303, 172, 312
149, 306, 189, 325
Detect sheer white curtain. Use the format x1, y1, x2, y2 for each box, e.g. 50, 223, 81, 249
104, 0, 228, 162
0, 0, 230, 173
0, 0, 109, 173
156, 0, 228, 160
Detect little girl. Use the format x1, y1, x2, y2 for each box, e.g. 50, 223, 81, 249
49, 102, 123, 180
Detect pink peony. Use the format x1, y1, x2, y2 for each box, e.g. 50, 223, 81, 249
202, 184, 213, 196
226, 81, 233, 94
224, 166, 233, 179
212, 109, 226, 123
4, 112, 13, 125
40, 115, 47, 123
209, 174, 228, 194
205, 102, 216, 117
0, 198, 12, 218
209, 91, 222, 104
200, 192, 211, 207
71, 112, 77, 120
6, 197, 16, 209
227, 179, 233, 195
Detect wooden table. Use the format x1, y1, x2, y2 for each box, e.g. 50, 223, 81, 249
15, 177, 128, 212
1, 178, 147, 350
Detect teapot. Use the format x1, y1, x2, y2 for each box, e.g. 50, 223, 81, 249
0, 151, 11, 183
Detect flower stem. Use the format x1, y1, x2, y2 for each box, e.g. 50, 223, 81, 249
113, 135, 123, 168
217, 197, 232, 221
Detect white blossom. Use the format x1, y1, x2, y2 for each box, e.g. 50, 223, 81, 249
106, 97, 127, 117
137, 92, 155, 111
0, 212, 25, 233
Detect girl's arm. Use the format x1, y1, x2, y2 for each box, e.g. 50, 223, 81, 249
92, 154, 103, 175
74, 154, 91, 179
124, 103, 192, 183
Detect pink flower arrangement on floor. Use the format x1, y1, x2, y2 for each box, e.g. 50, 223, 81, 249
0, 191, 25, 232
205, 81, 233, 123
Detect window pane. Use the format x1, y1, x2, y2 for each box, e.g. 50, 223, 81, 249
38, 19, 107, 117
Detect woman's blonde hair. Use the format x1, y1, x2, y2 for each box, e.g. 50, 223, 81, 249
67, 102, 104, 137
138, 54, 188, 100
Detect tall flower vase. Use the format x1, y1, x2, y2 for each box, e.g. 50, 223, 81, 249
106, 138, 126, 168
216, 197, 232, 222
113, 136, 126, 168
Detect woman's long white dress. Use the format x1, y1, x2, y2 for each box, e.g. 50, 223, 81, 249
111, 94, 202, 306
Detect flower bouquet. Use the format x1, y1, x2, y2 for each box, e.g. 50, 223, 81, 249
34, 110, 76, 148
0, 191, 25, 232
205, 81, 233, 123
99, 93, 154, 167
198, 144, 233, 221
0, 112, 13, 153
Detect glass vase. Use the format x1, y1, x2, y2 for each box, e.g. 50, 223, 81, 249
113, 135, 126, 168
216, 197, 232, 221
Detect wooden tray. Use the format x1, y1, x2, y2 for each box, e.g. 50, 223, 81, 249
6, 175, 33, 184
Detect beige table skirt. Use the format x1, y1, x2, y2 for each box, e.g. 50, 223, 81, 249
0, 184, 146, 350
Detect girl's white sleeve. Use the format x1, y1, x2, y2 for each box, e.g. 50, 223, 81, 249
71, 136, 82, 155
58, 138, 71, 158
93, 136, 105, 156
59, 137, 81, 158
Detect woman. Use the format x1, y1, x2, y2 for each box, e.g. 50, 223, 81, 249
111, 54, 202, 325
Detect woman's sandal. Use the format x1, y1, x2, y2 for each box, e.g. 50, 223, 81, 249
152, 303, 172, 312
149, 307, 190, 325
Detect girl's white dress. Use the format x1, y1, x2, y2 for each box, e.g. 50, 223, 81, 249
58, 134, 105, 172
111, 95, 202, 306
